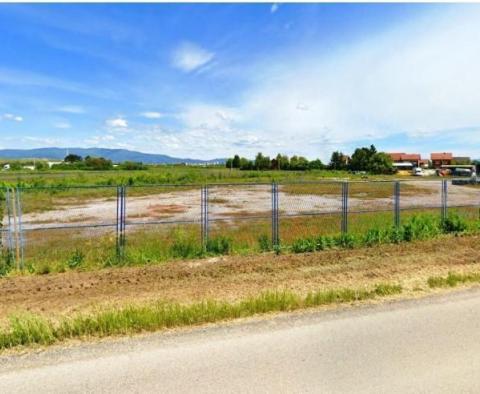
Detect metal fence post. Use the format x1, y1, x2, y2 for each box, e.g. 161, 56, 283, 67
271, 182, 279, 248
394, 181, 401, 228
441, 180, 448, 221
15, 187, 24, 270
116, 186, 126, 257
5, 188, 13, 257
121, 186, 127, 250
116, 186, 120, 256
201, 185, 209, 250
341, 181, 349, 234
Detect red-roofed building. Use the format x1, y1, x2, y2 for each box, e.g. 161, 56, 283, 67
431, 152, 453, 168
387, 152, 424, 167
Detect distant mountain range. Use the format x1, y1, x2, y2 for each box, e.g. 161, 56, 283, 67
0, 148, 225, 165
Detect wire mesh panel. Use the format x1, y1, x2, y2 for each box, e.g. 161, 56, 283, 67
20, 186, 118, 271
279, 182, 343, 244
446, 179, 480, 226
125, 185, 202, 262
348, 181, 395, 235
207, 184, 272, 252
0, 188, 10, 260
399, 180, 443, 224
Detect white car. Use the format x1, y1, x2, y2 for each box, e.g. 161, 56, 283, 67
413, 168, 423, 176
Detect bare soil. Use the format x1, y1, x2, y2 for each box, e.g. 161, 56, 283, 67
10, 181, 480, 231
1, 235, 479, 320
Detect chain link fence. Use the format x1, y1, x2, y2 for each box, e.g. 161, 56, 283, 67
1, 179, 479, 270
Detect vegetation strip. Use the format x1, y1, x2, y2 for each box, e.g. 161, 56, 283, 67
427, 272, 480, 288
0, 283, 401, 351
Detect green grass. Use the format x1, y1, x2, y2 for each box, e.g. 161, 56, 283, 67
427, 272, 480, 288
0, 166, 368, 190
289, 212, 478, 254
0, 283, 402, 350
5, 210, 479, 277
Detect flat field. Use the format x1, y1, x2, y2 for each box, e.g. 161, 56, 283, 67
2, 172, 479, 272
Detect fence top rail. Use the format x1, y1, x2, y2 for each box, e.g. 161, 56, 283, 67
13, 185, 119, 191
2, 178, 476, 192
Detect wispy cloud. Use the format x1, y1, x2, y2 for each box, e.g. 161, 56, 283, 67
270, 4, 279, 14
140, 111, 163, 119
85, 134, 116, 145
56, 105, 85, 114
105, 117, 128, 129
171, 42, 215, 72
0, 67, 114, 98
53, 122, 71, 129
1, 113, 23, 122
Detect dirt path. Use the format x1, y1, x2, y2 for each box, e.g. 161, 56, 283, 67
1, 235, 479, 320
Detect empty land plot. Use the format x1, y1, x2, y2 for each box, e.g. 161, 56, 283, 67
11, 181, 479, 230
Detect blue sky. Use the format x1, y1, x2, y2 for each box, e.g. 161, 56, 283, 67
0, 3, 479, 160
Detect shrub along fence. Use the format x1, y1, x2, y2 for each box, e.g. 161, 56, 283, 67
0, 179, 479, 273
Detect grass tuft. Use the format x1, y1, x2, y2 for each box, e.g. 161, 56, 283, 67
427, 271, 480, 288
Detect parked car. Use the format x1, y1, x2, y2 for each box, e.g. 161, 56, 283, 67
412, 168, 424, 176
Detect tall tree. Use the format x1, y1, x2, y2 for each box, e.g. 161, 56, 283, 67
232, 155, 241, 168
329, 151, 347, 170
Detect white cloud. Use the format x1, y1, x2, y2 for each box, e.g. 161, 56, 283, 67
2, 113, 23, 122
80, 7, 480, 161
57, 105, 85, 114
171, 42, 215, 72
140, 111, 163, 119
225, 6, 480, 159
54, 122, 71, 129
105, 117, 128, 129
22, 136, 60, 145
85, 134, 116, 145
270, 4, 279, 13
179, 104, 239, 131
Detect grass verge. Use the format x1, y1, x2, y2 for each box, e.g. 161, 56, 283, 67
0, 283, 401, 351
427, 271, 480, 288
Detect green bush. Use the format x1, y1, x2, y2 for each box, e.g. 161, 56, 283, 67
334, 233, 357, 249
363, 228, 385, 246
171, 240, 202, 259
67, 249, 85, 269
289, 213, 467, 256
402, 214, 441, 242
257, 234, 271, 252
206, 236, 232, 255
442, 214, 468, 234
291, 237, 316, 253
314, 235, 335, 250
0, 251, 14, 277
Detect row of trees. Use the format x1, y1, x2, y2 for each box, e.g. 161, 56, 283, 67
225, 153, 325, 171
226, 145, 394, 174
58, 155, 146, 171
330, 145, 394, 174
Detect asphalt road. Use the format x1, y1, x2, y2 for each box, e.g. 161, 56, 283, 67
2, 288, 480, 393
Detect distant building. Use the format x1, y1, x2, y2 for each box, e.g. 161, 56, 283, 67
431, 152, 453, 168
22, 165, 35, 171
2, 164, 10, 171
47, 161, 63, 168
341, 154, 351, 166
452, 156, 471, 165
387, 152, 427, 168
